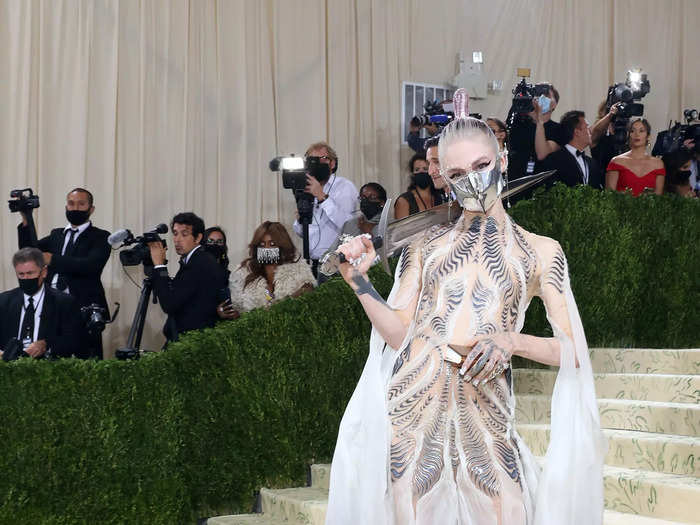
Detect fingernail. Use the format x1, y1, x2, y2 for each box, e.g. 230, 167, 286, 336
473, 379, 480, 386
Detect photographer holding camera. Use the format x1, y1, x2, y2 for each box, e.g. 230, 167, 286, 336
148, 212, 227, 343
16, 188, 110, 359
507, 81, 565, 197
0, 248, 82, 360
292, 142, 358, 277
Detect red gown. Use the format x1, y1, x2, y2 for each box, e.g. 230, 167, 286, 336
606, 161, 665, 196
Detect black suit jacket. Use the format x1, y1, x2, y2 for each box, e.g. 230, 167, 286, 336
151, 247, 227, 341
18, 222, 111, 312
542, 147, 605, 190
0, 286, 84, 358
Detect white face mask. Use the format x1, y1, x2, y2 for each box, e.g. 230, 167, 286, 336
257, 246, 280, 265
442, 158, 504, 213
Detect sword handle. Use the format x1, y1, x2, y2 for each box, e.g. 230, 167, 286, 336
321, 236, 384, 275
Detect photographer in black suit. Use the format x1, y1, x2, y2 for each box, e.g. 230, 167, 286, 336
542, 110, 605, 190
17, 188, 111, 358
148, 212, 227, 343
0, 248, 82, 360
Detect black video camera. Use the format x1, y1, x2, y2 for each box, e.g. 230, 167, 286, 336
411, 99, 455, 128
605, 69, 651, 151
116, 224, 168, 267
80, 303, 119, 336
652, 109, 700, 156
510, 70, 552, 115
269, 155, 331, 192
8, 188, 40, 213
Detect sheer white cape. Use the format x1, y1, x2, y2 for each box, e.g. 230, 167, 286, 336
325, 248, 606, 525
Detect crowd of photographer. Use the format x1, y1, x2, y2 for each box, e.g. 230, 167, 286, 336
407, 70, 699, 202
1, 72, 697, 361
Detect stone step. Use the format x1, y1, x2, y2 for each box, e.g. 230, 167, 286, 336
603, 510, 692, 525
513, 369, 700, 404
268, 463, 700, 524
588, 348, 700, 375
259, 486, 328, 524
211, 509, 692, 525
207, 514, 286, 525
515, 395, 700, 437
603, 464, 700, 523
517, 424, 699, 478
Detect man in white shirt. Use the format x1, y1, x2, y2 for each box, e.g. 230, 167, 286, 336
293, 141, 358, 276
0, 248, 82, 360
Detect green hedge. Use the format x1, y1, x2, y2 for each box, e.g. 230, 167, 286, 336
0, 186, 697, 523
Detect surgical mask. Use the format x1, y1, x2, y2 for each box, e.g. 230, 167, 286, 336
677, 170, 691, 180
65, 209, 90, 225
18, 277, 41, 296
413, 171, 432, 190
537, 94, 551, 114
360, 199, 383, 222
257, 246, 280, 265
442, 159, 504, 213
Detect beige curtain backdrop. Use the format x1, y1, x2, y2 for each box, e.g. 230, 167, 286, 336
1, 0, 698, 356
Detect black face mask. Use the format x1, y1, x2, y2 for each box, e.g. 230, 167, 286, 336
677, 170, 691, 180
65, 209, 90, 226
309, 162, 331, 185
360, 199, 383, 221
414, 172, 432, 190
205, 244, 229, 268
18, 277, 41, 296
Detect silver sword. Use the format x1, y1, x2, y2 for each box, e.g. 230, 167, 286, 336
319, 170, 556, 277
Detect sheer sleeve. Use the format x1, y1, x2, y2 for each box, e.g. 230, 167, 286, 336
532, 239, 607, 525
326, 238, 425, 525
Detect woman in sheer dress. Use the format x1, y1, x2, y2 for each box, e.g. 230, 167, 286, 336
325, 92, 605, 525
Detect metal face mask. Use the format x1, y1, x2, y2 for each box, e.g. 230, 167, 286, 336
442, 158, 504, 213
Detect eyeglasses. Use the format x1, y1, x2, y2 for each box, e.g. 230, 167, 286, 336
206, 239, 225, 246
358, 195, 382, 203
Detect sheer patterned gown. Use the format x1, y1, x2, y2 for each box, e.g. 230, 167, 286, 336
386, 211, 569, 525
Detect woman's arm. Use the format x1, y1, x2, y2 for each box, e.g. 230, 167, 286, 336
653, 158, 666, 195
605, 170, 619, 190
338, 235, 419, 349
459, 237, 580, 385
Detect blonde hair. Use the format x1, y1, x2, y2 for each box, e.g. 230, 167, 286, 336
305, 141, 338, 162
438, 117, 499, 167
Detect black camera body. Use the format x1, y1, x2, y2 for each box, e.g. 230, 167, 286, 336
653, 113, 700, 156
605, 71, 651, 152
8, 188, 40, 213
80, 304, 109, 335
411, 99, 456, 128
511, 78, 551, 114
118, 225, 168, 267
269, 155, 331, 192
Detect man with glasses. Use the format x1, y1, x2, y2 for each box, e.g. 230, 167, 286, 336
292, 141, 358, 277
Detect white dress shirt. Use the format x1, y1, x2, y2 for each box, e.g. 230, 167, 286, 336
18, 284, 46, 344
293, 173, 359, 260
51, 220, 91, 292
564, 144, 588, 184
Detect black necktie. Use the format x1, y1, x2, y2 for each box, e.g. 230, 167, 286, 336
57, 229, 78, 290
21, 297, 35, 342
63, 228, 78, 255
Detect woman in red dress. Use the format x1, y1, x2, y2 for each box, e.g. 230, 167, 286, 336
605, 118, 665, 196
